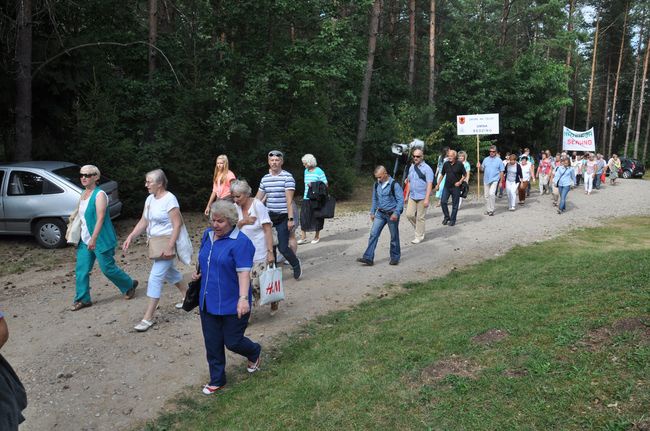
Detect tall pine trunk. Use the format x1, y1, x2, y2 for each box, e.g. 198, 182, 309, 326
633, 31, 650, 159
354, 0, 381, 171
427, 0, 436, 127
607, 2, 628, 157
586, 16, 600, 129
643, 109, 650, 162
14, 0, 32, 162
600, 59, 612, 155
624, 20, 644, 156
148, 0, 158, 78
557, 0, 575, 152
407, 0, 416, 88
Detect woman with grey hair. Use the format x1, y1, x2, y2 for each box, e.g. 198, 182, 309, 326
192, 199, 261, 394
298, 153, 328, 245
123, 169, 188, 332
231, 180, 278, 314
72, 165, 138, 311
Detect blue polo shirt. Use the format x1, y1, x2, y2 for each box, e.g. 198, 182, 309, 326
481, 155, 504, 184
407, 162, 434, 200
198, 227, 255, 316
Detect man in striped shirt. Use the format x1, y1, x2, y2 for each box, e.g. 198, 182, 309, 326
256, 150, 302, 280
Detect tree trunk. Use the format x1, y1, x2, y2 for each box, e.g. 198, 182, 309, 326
586, 16, 600, 129
633, 31, 650, 159
643, 109, 650, 162
600, 59, 612, 155
499, 0, 513, 46
556, 0, 575, 152
148, 0, 158, 79
14, 0, 32, 162
571, 59, 579, 128
606, 2, 628, 157
427, 0, 436, 127
624, 22, 643, 156
407, 0, 416, 88
354, 0, 381, 171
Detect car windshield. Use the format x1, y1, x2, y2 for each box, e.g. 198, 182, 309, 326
53, 165, 111, 187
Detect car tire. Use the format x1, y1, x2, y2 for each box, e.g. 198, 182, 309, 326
34, 218, 67, 249
622, 170, 632, 179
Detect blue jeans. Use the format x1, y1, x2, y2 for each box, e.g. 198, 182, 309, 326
440, 187, 461, 222
594, 172, 602, 189
558, 185, 570, 211
200, 311, 261, 387
363, 210, 400, 262
270, 214, 299, 269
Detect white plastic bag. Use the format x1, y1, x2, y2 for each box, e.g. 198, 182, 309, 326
175, 223, 193, 265
259, 264, 285, 305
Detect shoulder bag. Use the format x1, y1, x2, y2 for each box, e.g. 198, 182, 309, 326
182, 262, 201, 312
146, 196, 175, 259
65, 205, 82, 245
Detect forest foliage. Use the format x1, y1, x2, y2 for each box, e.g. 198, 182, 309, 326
0, 0, 647, 214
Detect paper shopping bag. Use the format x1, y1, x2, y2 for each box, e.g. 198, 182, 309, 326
259, 264, 285, 305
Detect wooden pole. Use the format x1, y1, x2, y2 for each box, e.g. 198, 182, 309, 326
476, 135, 481, 196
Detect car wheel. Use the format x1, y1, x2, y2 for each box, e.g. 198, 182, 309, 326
622, 170, 632, 179
34, 218, 67, 248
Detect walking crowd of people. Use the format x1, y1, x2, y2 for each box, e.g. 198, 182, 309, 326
0, 144, 630, 428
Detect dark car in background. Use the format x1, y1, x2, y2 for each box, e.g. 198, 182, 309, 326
0, 161, 123, 248
618, 158, 645, 179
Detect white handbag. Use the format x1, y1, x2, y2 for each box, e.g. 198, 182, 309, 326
65, 207, 82, 245
259, 264, 285, 305
175, 219, 193, 265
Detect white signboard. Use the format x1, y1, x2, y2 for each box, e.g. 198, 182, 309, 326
562, 127, 595, 151
456, 113, 500, 135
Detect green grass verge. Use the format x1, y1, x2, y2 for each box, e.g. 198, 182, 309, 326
143, 217, 650, 431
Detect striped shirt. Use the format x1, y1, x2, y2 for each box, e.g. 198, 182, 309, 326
259, 170, 296, 213
303, 167, 328, 199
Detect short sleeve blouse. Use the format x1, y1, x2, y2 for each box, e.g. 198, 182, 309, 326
212, 171, 236, 199
145, 192, 180, 237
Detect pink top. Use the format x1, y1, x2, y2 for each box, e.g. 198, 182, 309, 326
539, 159, 552, 175
212, 170, 236, 198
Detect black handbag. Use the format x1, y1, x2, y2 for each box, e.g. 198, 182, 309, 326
460, 181, 469, 199
182, 263, 200, 312
314, 195, 336, 219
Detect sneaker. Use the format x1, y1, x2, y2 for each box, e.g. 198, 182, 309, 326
411, 237, 423, 244
293, 260, 302, 280
124, 280, 138, 300
175, 301, 184, 309
202, 384, 224, 395
296, 239, 309, 245
448, 220, 456, 226
442, 218, 449, 225
134, 319, 154, 332
488, 212, 494, 216
356, 257, 373, 266
509, 207, 515, 211
389, 260, 399, 265
247, 355, 261, 373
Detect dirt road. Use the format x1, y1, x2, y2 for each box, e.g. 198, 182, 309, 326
2, 179, 649, 430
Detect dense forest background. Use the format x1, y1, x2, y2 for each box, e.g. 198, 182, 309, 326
1, 0, 648, 214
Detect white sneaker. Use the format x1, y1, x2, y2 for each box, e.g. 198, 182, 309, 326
411, 237, 423, 244
175, 301, 184, 309
134, 319, 154, 332
509, 207, 515, 211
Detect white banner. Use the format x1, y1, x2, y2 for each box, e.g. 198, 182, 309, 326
563, 127, 595, 151
456, 113, 500, 135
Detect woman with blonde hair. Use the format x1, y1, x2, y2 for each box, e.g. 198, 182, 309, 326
204, 155, 236, 215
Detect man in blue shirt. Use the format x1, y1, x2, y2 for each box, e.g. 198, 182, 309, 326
477, 145, 504, 216
357, 166, 404, 266
404, 149, 434, 244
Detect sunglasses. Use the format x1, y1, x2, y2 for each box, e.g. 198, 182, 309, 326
412, 155, 423, 158
80, 173, 96, 178
489, 150, 496, 153
268, 151, 284, 158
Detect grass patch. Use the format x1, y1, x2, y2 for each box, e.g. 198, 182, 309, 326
143, 217, 650, 431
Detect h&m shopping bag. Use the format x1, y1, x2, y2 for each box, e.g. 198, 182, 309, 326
259, 264, 285, 305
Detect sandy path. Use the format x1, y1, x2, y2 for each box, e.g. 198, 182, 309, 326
1, 179, 649, 430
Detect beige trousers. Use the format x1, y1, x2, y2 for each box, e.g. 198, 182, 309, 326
405, 198, 427, 240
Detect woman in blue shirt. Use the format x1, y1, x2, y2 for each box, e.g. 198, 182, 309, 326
193, 200, 261, 395
298, 154, 328, 245
552, 157, 576, 214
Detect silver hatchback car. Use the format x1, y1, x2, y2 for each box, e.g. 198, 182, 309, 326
0, 161, 123, 248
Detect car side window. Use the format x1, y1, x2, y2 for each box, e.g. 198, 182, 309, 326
0, 170, 5, 193
8, 171, 63, 196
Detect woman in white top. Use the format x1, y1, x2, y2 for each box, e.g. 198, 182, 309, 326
231, 180, 278, 314
583, 153, 598, 195
518, 156, 535, 204
72, 165, 138, 311
123, 169, 188, 332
